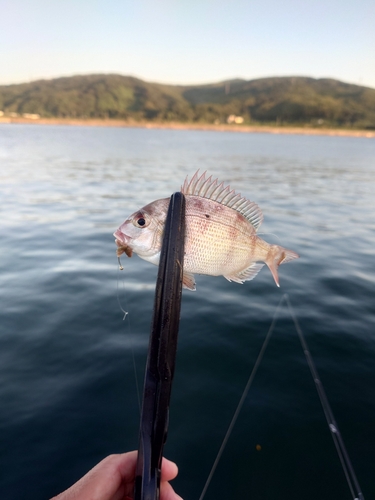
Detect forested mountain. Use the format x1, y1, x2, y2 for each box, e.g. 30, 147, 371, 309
1, 74, 374, 128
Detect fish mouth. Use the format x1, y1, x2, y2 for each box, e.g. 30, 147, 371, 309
113, 230, 133, 258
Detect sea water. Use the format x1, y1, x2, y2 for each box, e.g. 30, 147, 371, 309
0, 124, 374, 499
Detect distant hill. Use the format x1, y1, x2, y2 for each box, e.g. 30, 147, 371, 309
1, 74, 374, 128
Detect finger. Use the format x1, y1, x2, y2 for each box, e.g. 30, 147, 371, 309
160, 480, 184, 500
160, 457, 178, 482
114, 450, 138, 483
50, 453, 137, 500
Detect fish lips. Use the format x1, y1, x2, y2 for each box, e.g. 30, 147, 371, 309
113, 229, 133, 257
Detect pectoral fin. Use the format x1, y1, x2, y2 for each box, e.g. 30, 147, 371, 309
183, 272, 196, 291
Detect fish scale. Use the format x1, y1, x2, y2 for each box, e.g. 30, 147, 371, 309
184, 197, 253, 277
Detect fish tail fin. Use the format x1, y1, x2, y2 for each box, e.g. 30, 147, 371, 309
265, 245, 299, 287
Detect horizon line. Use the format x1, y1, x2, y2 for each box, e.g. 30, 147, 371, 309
0, 72, 374, 90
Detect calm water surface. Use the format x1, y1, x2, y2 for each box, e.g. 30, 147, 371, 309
0, 124, 374, 499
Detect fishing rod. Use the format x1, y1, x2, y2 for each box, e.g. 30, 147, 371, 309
199, 294, 365, 500
285, 295, 365, 500
134, 191, 186, 500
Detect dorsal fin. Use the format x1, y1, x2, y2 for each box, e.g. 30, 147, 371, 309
181, 170, 263, 230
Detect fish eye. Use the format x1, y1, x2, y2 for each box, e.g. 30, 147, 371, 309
133, 215, 148, 228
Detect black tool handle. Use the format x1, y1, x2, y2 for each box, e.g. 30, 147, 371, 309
134, 192, 186, 500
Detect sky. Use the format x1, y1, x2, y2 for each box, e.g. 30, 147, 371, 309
1, 0, 375, 88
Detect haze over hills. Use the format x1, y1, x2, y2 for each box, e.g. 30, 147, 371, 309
1, 74, 375, 128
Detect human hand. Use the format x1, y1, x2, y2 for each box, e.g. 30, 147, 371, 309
51, 450, 182, 500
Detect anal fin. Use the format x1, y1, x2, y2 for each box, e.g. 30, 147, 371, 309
224, 263, 264, 284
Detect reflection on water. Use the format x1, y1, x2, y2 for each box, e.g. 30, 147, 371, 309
0, 124, 374, 499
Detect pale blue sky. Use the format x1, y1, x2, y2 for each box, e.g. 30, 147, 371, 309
1, 0, 375, 88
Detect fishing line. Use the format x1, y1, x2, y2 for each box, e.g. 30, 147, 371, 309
285, 294, 365, 500
199, 293, 365, 500
198, 294, 286, 500
116, 264, 141, 415
116, 261, 128, 320
256, 232, 282, 244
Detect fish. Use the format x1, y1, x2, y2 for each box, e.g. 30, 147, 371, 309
113, 171, 299, 291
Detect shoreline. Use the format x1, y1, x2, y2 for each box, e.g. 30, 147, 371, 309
1, 117, 374, 138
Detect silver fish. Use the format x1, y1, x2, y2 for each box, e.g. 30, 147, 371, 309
114, 171, 299, 291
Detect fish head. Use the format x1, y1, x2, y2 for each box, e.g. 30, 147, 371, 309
113, 198, 169, 262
